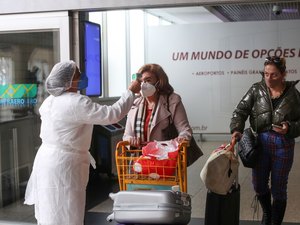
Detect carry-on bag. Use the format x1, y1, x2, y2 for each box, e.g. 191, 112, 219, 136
200, 141, 239, 195
203, 138, 240, 225
204, 184, 240, 225
106, 190, 191, 224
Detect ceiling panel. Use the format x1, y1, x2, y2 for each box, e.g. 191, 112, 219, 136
147, 1, 300, 24
210, 2, 300, 22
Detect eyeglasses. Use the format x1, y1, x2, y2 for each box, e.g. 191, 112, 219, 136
264, 56, 286, 72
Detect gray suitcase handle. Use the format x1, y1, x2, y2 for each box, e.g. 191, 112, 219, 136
106, 212, 114, 222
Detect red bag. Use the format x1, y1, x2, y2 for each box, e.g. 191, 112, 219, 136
133, 141, 179, 177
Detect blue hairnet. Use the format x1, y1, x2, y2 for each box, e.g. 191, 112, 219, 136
46, 60, 76, 96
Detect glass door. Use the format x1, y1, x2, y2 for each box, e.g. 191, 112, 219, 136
0, 11, 71, 223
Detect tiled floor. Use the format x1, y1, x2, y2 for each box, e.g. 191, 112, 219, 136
0, 139, 299, 225
88, 139, 300, 224
84, 212, 297, 225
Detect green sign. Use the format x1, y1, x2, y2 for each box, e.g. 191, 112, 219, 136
0, 84, 37, 106
0, 84, 37, 98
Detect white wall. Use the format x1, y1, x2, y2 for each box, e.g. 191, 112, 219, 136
147, 20, 300, 133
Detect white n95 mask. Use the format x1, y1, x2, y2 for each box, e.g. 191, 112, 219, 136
141, 82, 156, 97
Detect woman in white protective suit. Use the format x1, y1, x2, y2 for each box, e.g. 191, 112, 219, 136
24, 60, 141, 225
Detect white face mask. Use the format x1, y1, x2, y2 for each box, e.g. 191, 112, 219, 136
140, 82, 156, 97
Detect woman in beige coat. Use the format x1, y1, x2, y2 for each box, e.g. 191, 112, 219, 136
123, 63, 192, 148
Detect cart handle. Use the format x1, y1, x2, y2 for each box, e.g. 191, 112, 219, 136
179, 140, 189, 148
116, 141, 130, 148
117, 140, 189, 149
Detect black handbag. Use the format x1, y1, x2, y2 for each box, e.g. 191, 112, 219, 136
162, 118, 178, 141
187, 135, 203, 166
162, 100, 203, 167
238, 127, 259, 168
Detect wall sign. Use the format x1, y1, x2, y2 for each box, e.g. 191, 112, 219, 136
0, 84, 37, 106
147, 20, 300, 133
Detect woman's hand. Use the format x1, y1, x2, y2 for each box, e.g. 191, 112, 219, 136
232, 131, 242, 142
128, 136, 141, 148
272, 122, 289, 134
175, 137, 188, 143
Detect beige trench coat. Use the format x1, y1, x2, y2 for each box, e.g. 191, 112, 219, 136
123, 92, 192, 142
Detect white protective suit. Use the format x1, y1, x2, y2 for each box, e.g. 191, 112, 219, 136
24, 90, 135, 225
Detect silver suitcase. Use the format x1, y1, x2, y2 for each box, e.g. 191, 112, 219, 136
106, 190, 191, 224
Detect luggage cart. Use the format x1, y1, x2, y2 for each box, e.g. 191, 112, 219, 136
115, 141, 188, 193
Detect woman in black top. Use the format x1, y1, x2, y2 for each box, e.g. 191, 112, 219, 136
230, 56, 300, 225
